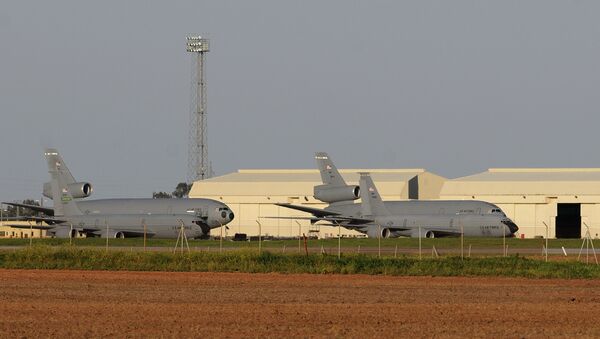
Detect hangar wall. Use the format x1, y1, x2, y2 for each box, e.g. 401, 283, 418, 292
440, 168, 600, 239
189, 169, 446, 238
0, 222, 47, 238
192, 167, 600, 239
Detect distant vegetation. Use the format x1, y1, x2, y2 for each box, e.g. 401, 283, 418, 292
0, 199, 40, 217
152, 182, 192, 199
1, 247, 600, 279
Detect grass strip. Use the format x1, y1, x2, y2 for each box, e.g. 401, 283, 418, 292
1, 246, 599, 279
0, 237, 586, 249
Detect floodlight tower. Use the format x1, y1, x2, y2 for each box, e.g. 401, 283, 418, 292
186, 35, 210, 182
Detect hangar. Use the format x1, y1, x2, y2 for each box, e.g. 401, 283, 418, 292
440, 168, 600, 239
189, 169, 446, 238
191, 167, 600, 239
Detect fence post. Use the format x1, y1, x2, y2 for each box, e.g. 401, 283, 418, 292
255, 220, 262, 254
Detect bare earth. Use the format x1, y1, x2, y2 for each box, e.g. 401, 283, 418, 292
1, 270, 600, 338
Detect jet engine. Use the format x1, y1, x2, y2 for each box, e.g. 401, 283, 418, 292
52, 228, 79, 238
366, 227, 391, 239
410, 229, 437, 238
313, 185, 360, 203
43, 181, 93, 199
96, 230, 126, 239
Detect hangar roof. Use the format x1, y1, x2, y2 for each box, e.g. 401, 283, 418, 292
202, 169, 426, 183
441, 168, 600, 196
190, 169, 446, 200
455, 168, 600, 181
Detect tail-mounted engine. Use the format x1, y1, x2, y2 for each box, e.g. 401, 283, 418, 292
43, 181, 93, 199
313, 184, 360, 203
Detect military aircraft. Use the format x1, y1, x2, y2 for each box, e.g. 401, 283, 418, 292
3, 149, 234, 238
275, 152, 518, 238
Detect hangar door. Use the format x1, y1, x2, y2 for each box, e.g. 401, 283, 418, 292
555, 204, 581, 239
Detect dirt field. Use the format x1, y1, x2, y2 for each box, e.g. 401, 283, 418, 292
1, 270, 600, 338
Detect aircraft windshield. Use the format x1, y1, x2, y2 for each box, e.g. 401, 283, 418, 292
491, 208, 505, 215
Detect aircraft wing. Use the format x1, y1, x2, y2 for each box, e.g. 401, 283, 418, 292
90, 229, 157, 238
1, 202, 55, 216
316, 223, 412, 232
275, 203, 341, 217
426, 228, 463, 237
263, 214, 374, 225
319, 216, 374, 225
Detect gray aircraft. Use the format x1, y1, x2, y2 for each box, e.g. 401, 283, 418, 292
276, 152, 518, 238
3, 149, 234, 238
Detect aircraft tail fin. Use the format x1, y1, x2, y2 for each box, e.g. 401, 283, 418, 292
315, 152, 347, 187
45, 149, 82, 217
359, 173, 391, 217
42, 148, 76, 199
313, 152, 360, 205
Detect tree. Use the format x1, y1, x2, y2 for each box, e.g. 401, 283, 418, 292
172, 182, 192, 198
1, 199, 40, 217
20, 199, 40, 217
152, 191, 172, 199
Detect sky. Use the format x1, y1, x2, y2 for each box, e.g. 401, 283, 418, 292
1, 1, 600, 202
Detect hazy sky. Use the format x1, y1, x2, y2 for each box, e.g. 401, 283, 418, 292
1, 1, 600, 202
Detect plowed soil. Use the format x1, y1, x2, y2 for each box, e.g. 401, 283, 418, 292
1, 269, 600, 338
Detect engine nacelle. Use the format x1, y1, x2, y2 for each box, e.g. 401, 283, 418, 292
411, 229, 435, 238
68, 182, 93, 198
366, 227, 391, 239
52, 228, 79, 238
96, 230, 126, 238
43, 181, 93, 199
313, 185, 360, 203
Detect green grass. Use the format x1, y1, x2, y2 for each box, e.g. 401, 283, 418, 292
1, 246, 599, 279
0, 237, 587, 250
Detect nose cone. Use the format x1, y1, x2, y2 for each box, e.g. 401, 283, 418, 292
217, 204, 234, 225
502, 219, 519, 234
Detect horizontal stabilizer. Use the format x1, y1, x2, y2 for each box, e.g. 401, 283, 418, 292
1, 202, 55, 216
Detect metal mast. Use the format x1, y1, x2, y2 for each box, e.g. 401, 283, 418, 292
186, 35, 210, 182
